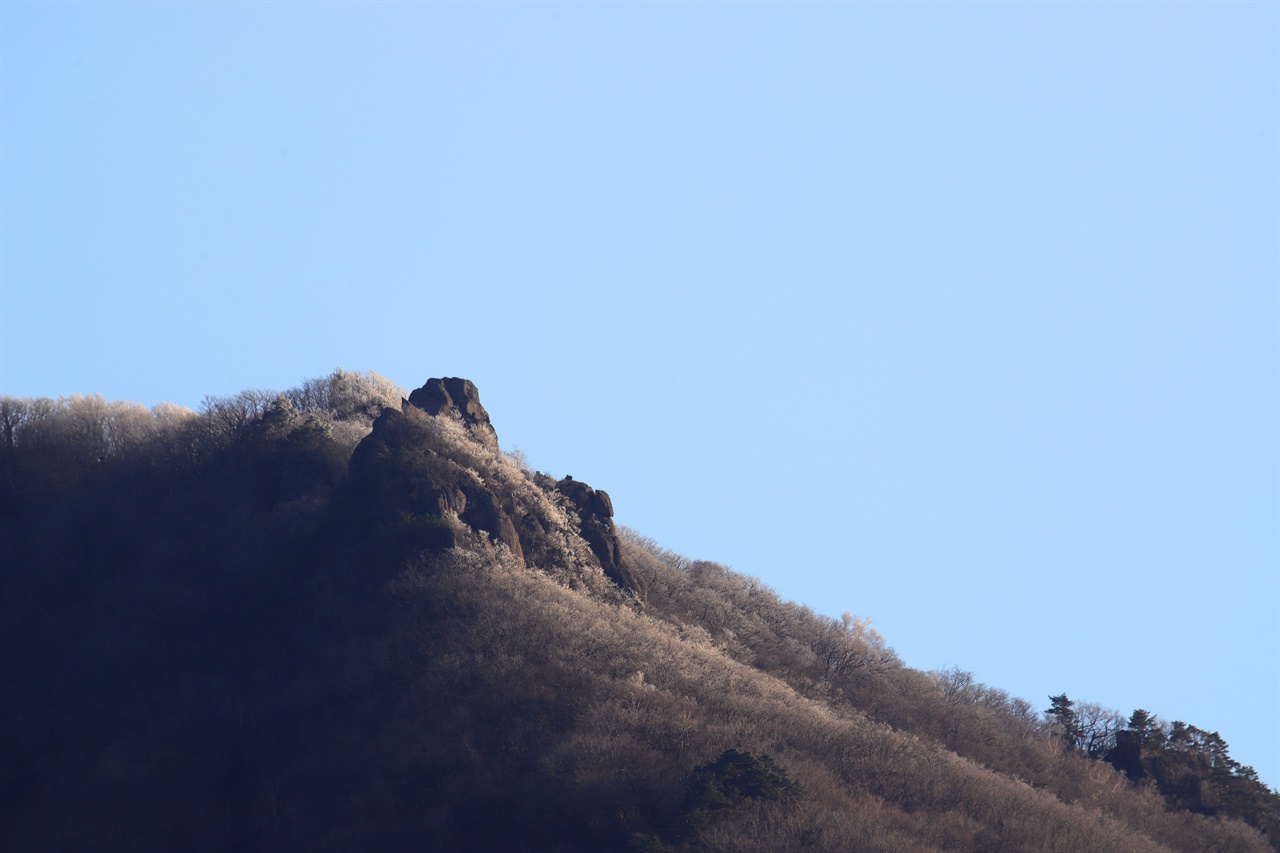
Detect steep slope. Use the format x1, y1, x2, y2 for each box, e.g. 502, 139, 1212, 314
0, 372, 1273, 852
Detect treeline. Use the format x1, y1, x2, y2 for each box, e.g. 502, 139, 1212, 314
0, 371, 1275, 851
1045, 698, 1280, 838
1, 368, 401, 470
618, 530, 1280, 849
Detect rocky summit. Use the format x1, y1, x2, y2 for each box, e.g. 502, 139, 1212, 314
349, 377, 644, 598
406, 376, 498, 447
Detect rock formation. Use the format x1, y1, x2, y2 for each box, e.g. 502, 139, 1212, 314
347, 397, 523, 562
556, 475, 644, 599
407, 377, 498, 447
348, 377, 644, 599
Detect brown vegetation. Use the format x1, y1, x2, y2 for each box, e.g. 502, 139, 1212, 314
0, 372, 1274, 851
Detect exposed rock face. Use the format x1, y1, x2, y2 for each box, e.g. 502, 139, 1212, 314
349, 377, 644, 599
407, 377, 498, 447
347, 402, 523, 562
556, 476, 645, 600
457, 484, 523, 560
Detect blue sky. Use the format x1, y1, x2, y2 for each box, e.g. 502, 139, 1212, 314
2, 1, 1277, 788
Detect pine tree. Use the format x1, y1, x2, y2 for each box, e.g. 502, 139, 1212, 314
1045, 694, 1082, 750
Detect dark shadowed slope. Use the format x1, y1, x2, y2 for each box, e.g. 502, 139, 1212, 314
1, 372, 1275, 852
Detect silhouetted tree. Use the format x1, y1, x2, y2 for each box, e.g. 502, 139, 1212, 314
1046, 694, 1082, 750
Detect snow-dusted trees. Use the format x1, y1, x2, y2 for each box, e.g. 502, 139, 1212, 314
285, 368, 403, 424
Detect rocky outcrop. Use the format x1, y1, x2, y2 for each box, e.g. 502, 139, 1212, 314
347, 402, 523, 562
556, 476, 645, 600
457, 483, 523, 560
348, 377, 644, 599
407, 377, 498, 447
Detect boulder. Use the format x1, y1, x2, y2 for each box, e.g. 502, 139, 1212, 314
407, 377, 498, 446
426, 485, 467, 516
459, 483, 525, 562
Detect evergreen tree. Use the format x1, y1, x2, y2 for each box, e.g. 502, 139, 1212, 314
1046, 694, 1082, 750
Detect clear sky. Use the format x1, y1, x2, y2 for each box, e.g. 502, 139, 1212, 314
2, 1, 1277, 788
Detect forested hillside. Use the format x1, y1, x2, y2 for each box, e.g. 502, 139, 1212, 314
1, 371, 1275, 852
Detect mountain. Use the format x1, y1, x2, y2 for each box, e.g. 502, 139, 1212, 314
1, 370, 1276, 852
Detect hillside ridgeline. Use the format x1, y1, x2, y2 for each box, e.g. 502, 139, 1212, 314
1, 371, 1275, 852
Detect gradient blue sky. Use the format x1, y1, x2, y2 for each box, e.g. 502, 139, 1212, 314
2, 1, 1277, 788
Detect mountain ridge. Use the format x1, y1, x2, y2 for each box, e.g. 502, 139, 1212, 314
1, 369, 1274, 851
